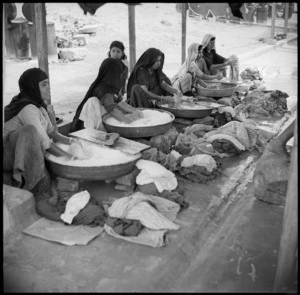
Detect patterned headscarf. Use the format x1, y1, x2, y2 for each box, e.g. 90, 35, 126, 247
4, 68, 48, 122
201, 34, 216, 52
171, 43, 200, 84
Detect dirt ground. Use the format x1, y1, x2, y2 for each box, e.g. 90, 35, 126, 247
4, 3, 296, 118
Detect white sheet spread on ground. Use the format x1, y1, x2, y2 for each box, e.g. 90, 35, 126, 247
104, 192, 181, 248
23, 217, 103, 246
135, 159, 178, 192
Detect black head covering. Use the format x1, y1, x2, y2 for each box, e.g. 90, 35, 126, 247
126, 47, 169, 99
5, 68, 48, 122
109, 40, 125, 52
71, 57, 125, 132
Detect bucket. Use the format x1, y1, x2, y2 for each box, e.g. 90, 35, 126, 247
28, 22, 57, 61
6, 18, 30, 59
256, 6, 268, 23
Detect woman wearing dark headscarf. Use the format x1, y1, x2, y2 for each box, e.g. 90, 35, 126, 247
108, 40, 129, 95
126, 48, 179, 108
3, 68, 75, 197
71, 57, 142, 132
201, 34, 238, 77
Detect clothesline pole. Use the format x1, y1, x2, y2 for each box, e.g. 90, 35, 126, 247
181, 3, 187, 64
273, 114, 298, 291
271, 3, 276, 38
284, 3, 289, 35
128, 4, 136, 74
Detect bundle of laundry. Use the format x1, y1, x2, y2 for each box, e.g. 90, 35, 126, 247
240, 67, 263, 81
35, 190, 107, 227
104, 192, 181, 247
234, 90, 290, 120
135, 159, 178, 192
203, 121, 276, 155
212, 106, 238, 127
177, 154, 222, 184
218, 95, 242, 108
174, 133, 229, 158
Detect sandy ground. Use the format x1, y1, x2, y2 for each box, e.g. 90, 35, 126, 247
4, 3, 297, 118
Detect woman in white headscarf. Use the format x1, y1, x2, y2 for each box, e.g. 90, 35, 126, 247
171, 43, 223, 96
201, 34, 238, 77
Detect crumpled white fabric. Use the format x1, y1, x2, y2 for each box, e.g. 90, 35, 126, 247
218, 106, 236, 118
104, 192, 181, 248
60, 190, 90, 224
180, 154, 217, 172
135, 159, 178, 192
79, 96, 107, 131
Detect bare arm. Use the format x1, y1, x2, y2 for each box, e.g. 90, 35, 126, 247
46, 142, 73, 158
49, 130, 73, 145
140, 85, 174, 104
161, 80, 178, 95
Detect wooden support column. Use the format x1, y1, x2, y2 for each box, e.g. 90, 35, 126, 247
284, 2, 289, 35
181, 3, 187, 64
274, 114, 298, 292
34, 3, 49, 79
271, 3, 276, 38
3, 4, 6, 119
128, 4, 136, 74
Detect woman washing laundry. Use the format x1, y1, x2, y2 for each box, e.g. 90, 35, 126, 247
71, 57, 143, 132
171, 43, 223, 96
201, 34, 239, 78
3, 68, 76, 199
126, 48, 180, 108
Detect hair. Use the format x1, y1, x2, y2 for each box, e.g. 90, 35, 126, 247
107, 40, 127, 60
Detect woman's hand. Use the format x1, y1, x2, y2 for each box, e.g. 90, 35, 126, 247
163, 96, 175, 106
122, 114, 137, 124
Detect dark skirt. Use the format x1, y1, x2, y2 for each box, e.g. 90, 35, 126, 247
127, 84, 167, 108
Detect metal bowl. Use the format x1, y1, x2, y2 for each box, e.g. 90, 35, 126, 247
45, 157, 140, 181
103, 108, 175, 138
196, 81, 237, 97
156, 101, 213, 119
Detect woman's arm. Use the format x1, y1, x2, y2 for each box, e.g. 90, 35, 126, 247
140, 85, 174, 104
161, 80, 178, 95
46, 142, 73, 158
49, 130, 73, 145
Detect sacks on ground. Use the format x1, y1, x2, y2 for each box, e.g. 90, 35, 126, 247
104, 192, 181, 247
203, 120, 275, 155
135, 159, 178, 192
234, 89, 289, 120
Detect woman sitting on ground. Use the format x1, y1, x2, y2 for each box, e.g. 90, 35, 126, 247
201, 34, 238, 77
3, 68, 76, 198
71, 57, 143, 132
171, 43, 223, 96
107, 40, 129, 96
126, 47, 179, 108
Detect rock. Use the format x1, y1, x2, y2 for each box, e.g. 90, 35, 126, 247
193, 116, 215, 126
73, 34, 88, 46
149, 127, 179, 154
115, 168, 140, 186
161, 20, 172, 26
58, 47, 87, 61
56, 177, 80, 192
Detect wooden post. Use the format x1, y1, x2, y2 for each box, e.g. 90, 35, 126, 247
181, 3, 187, 64
274, 114, 298, 292
284, 2, 289, 35
3, 4, 6, 125
34, 3, 49, 78
128, 4, 136, 74
271, 3, 276, 38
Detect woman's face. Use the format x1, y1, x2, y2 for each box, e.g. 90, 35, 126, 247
39, 79, 51, 102
207, 39, 215, 51
152, 55, 162, 70
110, 47, 123, 59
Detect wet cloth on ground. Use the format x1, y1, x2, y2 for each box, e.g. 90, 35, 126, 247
104, 192, 180, 247
135, 159, 178, 192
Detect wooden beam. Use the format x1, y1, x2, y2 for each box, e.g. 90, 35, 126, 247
284, 3, 289, 35
34, 3, 49, 78
181, 3, 187, 64
128, 4, 136, 74
274, 114, 298, 292
271, 3, 276, 38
